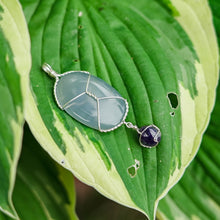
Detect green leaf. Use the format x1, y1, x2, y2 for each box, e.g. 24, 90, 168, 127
157, 87, 220, 220
209, 0, 220, 47
11, 125, 78, 220
157, 1, 220, 218
20, 0, 218, 219
0, 212, 12, 220
0, 0, 31, 218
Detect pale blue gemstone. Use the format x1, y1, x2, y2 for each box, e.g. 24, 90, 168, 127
54, 71, 128, 131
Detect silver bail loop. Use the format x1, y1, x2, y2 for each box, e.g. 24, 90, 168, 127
42, 63, 59, 78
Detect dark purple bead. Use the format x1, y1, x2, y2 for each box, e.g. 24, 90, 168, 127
139, 125, 161, 148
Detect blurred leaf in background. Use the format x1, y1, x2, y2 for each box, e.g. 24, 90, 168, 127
0, 125, 77, 220
0, 0, 30, 218
14, 125, 77, 220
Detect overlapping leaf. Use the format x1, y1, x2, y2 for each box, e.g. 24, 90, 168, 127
1, 125, 78, 220
13, 125, 77, 220
0, 0, 31, 218
20, 0, 218, 219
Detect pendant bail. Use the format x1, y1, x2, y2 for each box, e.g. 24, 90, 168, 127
42, 63, 59, 78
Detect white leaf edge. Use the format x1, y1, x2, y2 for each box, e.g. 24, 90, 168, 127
155, 0, 219, 218
0, 0, 31, 218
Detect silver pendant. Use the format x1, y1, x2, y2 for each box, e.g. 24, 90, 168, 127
42, 63, 161, 148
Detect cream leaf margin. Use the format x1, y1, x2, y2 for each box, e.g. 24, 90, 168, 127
155, 0, 219, 219
0, 0, 31, 218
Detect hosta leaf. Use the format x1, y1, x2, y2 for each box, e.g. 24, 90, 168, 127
12, 125, 77, 220
21, 0, 218, 219
209, 0, 220, 47
0, 212, 12, 220
0, 0, 30, 218
158, 135, 220, 220
157, 1, 220, 218
157, 87, 220, 220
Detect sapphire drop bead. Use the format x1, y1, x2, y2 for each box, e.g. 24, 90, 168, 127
139, 125, 161, 148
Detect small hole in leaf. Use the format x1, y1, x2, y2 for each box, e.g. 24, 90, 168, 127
170, 112, 175, 116
127, 160, 140, 178
127, 166, 136, 178
167, 92, 178, 109
134, 159, 140, 168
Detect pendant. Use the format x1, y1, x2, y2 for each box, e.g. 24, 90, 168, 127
42, 63, 161, 148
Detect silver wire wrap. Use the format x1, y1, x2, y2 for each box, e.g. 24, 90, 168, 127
124, 121, 141, 134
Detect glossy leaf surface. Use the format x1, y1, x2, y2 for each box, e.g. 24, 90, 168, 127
158, 1, 220, 219
158, 78, 220, 219
20, 0, 218, 219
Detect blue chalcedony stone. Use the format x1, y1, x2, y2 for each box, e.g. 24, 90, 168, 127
139, 125, 161, 148
54, 71, 128, 132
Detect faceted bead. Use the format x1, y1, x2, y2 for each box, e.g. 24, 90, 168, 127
139, 125, 161, 148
